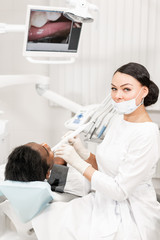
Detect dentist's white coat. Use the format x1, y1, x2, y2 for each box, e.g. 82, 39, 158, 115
32, 117, 160, 240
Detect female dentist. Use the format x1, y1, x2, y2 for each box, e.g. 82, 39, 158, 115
32, 62, 160, 240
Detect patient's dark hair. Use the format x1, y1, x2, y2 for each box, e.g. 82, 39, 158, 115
5, 145, 49, 182
114, 62, 159, 107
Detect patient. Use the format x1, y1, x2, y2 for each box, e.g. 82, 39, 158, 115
5, 142, 54, 182
4, 142, 88, 197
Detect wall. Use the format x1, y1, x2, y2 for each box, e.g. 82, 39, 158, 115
0, 0, 71, 156
50, 0, 160, 108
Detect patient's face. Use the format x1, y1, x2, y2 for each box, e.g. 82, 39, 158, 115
26, 142, 54, 171
41, 143, 54, 170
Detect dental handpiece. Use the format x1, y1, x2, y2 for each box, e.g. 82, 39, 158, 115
51, 122, 92, 152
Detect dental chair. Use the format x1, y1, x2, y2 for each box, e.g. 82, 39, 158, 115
0, 162, 89, 239
0, 180, 78, 240
0, 180, 54, 240
0, 199, 37, 240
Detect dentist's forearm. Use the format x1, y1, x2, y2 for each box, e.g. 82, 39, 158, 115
86, 153, 98, 170
83, 165, 96, 182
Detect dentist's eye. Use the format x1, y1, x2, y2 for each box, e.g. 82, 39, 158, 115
123, 88, 131, 92
111, 87, 117, 91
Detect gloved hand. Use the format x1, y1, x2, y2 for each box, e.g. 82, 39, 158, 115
62, 131, 90, 160
54, 144, 91, 175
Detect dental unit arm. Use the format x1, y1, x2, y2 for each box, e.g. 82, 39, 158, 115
0, 75, 49, 88
0, 75, 82, 114
0, 75, 116, 150
0, 23, 25, 33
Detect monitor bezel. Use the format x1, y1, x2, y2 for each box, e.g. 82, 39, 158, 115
23, 5, 82, 58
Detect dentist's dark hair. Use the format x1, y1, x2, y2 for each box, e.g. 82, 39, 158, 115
114, 62, 159, 107
5, 145, 49, 182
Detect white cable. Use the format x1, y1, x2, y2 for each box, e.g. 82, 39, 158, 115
85, 97, 113, 138
95, 107, 112, 128
85, 98, 112, 135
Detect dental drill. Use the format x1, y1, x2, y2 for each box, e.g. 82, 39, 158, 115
51, 122, 92, 152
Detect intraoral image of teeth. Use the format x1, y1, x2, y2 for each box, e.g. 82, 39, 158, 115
46, 12, 61, 22
28, 11, 72, 42
30, 11, 48, 28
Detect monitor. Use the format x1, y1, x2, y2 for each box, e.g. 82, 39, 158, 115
23, 5, 83, 58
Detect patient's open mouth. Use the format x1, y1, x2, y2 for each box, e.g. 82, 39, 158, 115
28, 11, 72, 42
28, 21, 71, 41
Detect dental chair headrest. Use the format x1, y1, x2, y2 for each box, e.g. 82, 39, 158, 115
0, 180, 53, 223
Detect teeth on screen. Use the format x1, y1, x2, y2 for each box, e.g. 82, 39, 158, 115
31, 12, 48, 28
47, 12, 61, 21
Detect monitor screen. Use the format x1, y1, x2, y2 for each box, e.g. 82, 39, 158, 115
23, 5, 83, 57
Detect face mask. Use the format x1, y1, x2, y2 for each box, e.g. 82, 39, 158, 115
111, 88, 144, 114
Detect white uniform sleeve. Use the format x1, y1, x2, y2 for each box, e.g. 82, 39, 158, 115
64, 165, 91, 196
91, 130, 160, 201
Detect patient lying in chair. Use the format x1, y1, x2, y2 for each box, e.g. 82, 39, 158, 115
0, 142, 90, 239
0, 142, 78, 239
4, 142, 86, 196
5, 142, 54, 182
0, 143, 55, 239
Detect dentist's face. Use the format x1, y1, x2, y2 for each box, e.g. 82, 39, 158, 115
111, 72, 146, 106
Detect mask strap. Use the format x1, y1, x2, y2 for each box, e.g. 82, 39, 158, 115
135, 88, 143, 99
136, 88, 144, 106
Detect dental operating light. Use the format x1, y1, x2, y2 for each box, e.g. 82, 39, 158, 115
64, 0, 93, 23
64, 0, 98, 23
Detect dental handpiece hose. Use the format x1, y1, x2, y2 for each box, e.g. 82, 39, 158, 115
51, 122, 92, 152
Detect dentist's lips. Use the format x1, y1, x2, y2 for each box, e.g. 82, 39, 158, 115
28, 21, 71, 41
